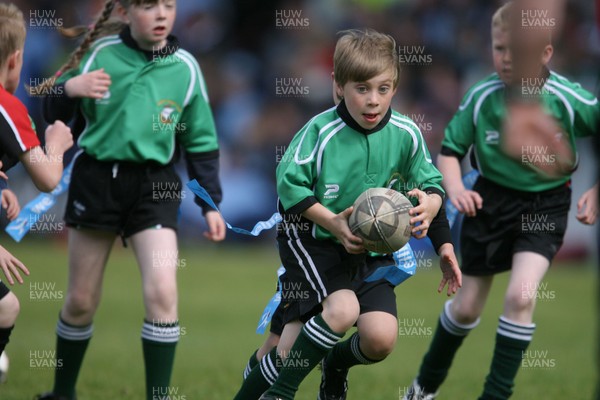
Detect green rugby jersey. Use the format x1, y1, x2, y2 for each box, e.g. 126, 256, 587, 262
56, 28, 218, 164
442, 71, 599, 192
277, 100, 444, 241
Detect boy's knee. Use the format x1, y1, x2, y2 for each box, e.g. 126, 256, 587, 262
450, 300, 481, 325
64, 290, 97, 320
144, 285, 177, 317
505, 289, 535, 314
0, 292, 20, 326
323, 297, 360, 332
361, 331, 396, 360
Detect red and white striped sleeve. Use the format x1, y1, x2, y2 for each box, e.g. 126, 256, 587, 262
0, 86, 41, 159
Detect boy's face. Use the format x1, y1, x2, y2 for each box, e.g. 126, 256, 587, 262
5, 49, 23, 94
336, 70, 396, 130
120, 0, 176, 51
492, 27, 512, 85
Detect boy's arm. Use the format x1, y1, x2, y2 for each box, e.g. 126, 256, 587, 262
438, 88, 482, 216
301, 203, 364, 254
401, 121, 444, 237
571, 85, 600, 139
0, 244, 29, 285
437, 154, 482, 217
436, 242, 462, 296
19, 121, 73, 192
0, 97, 72, 191
576, 182, 598, 225
426, 205, 453, 253
1, 188, 20, 221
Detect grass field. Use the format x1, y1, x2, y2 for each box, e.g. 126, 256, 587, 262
0, 237, 596, 399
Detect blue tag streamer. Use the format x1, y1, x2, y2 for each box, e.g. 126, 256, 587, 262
6, 151, 81, 242
186, 179, 282, 236
256, 266, 286, 334
364, 243, 417, 286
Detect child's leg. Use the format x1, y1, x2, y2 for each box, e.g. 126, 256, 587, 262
265, 289, 359, 399
243, 298, 286, 380
480, 251, 548, 400
414, 274, 493, 394
319, 312, 397, 399
243, 333, 280, 380
234, 322, 301, 400
334, 311, 397, 367
53, 228, 115, 399
0, 286, 19, 355
320, 273, 397, 398
130, 228, 179, 400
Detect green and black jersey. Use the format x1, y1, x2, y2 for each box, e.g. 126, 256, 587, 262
441, 71, 599, 192
277, 100, 445, 242
44, 27, 221, 210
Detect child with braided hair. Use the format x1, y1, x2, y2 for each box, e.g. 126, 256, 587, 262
35, 1, 225, 399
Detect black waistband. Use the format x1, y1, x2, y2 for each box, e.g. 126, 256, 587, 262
478, 176, 570, 198
79, 152, 169, 171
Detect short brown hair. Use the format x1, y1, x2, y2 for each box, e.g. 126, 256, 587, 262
0, 3, 26, 67
334, 29, 399, 88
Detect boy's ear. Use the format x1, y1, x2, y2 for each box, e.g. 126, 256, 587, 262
332, 73, 344, 101
541, 44, 553, 65
7, 50, 20, 71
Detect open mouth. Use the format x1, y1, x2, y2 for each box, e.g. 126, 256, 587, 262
363, 113, 378, 123
153, 26, 166, 35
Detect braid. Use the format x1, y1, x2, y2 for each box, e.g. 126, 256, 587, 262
29, 0, 116, 96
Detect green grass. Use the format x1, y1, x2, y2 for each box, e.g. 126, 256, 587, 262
0, 238, 596, 399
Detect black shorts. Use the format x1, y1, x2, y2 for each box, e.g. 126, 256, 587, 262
354, 255, 397, 318
0, 281, 9, 300
276, 228, 366, 326
65, 153, 181, 238
276, 231, 397, 326
461, 177, 571, 276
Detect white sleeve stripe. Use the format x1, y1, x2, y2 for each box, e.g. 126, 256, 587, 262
82, 39, 122, 74
293, 111, 340, 165
389, 118, 419, 159
173, 52, 197, 106
391, 114, 433, 162
176, 50, 209, 104
547, 87, 575, 127
473, 84, 503, 126
0, 104, 27, 151
546, 80, 598, 106
316, 122, 346, 177
458, 77, 503, 111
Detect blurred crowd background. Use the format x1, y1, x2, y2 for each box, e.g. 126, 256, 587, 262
6, 0, 600, 258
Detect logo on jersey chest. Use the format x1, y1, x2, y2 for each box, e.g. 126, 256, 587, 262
323, 184, 339, 199
485, 130, 500, 145
95, 90, 111, 105
153, 99, 186, 134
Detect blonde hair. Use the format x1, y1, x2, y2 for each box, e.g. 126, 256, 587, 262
0, 3, 26, 67
491, 2, 512, 32
334, 29, 399, 88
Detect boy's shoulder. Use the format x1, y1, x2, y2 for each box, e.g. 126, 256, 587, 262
458, 73, 504, 110
389, 110, 422, 133
546, 71, 598, 104
0, 85, 28, 118
303, 105, 341, 130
